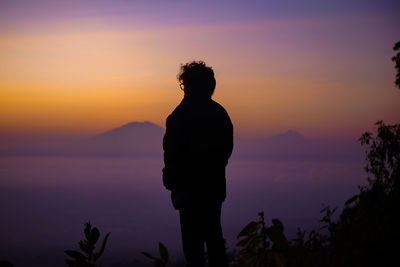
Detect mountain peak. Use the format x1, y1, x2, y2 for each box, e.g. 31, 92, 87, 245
119, 121, 160, 129
125, 121, 154, 126
92, 121, 164, 141
96, 121, 163, 136
86, 121, 165, 157
280, 130, 304, 138
265, 130, 305, 143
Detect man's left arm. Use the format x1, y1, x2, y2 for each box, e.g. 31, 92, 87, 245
162, 114, 182, 191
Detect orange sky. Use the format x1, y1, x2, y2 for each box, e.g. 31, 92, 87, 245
0, 1, 399, 138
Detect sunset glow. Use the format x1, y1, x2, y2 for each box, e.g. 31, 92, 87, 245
1, 0, 399, 138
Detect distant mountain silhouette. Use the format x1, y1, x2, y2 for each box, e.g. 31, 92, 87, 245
0, 121, 165, 157
234, 130, 362, 162
85, 121, 164, 157
91, 121, 163, 143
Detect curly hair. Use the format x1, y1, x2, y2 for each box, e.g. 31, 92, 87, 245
177, 61, 216, 97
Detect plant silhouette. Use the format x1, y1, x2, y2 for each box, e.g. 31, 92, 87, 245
231, 212, 290, 267
64, 222, 110, 267
324, 121, 400, 267
141, 242, 169, 267
392, 41, 400, 88
0, 261, 13, 267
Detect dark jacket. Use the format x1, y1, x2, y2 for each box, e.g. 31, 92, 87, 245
162, 95, 233, 209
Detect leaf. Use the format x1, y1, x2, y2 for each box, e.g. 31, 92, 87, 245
65, 250, 86, 261
237, 221, 258, 238
236, 234, 254, 247
84, 222, 92, 240
89, 227, 100, 245
159, 242, 169, 264
237, 234, 261, 249
266, 226, 289, 249
245, 234, 262, 249
394, 41, 400, 50
345, 194, 359, 205
93, 232, 110, 262
141, 251, 157, 260
79, 240, 90, 255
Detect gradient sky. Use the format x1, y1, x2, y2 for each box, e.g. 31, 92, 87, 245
0, 0, 399, 139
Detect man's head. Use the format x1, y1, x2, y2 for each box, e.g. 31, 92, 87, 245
177, 61, 216, 98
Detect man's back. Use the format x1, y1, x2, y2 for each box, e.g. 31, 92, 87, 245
163, 96, 233, 208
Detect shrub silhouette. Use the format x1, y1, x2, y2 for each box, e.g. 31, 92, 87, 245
141, 242, 169, 267
392, 41, 400, 88
325, 121, 400, 267
230, 121, 400, 267
231, 212, 290, 267
0, 261, 13, 267
65, 222, 110, 267
231, 208, 335, 267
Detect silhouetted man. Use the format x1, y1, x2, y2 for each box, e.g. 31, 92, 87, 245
163, 61, 233, 267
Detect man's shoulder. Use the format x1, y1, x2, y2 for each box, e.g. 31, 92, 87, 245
166, 101, 190, 125
209, 99, 231, 120
168, 102, 188, 118
210, 99, 227, 112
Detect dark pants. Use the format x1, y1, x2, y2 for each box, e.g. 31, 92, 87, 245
179, 204, 228, 267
